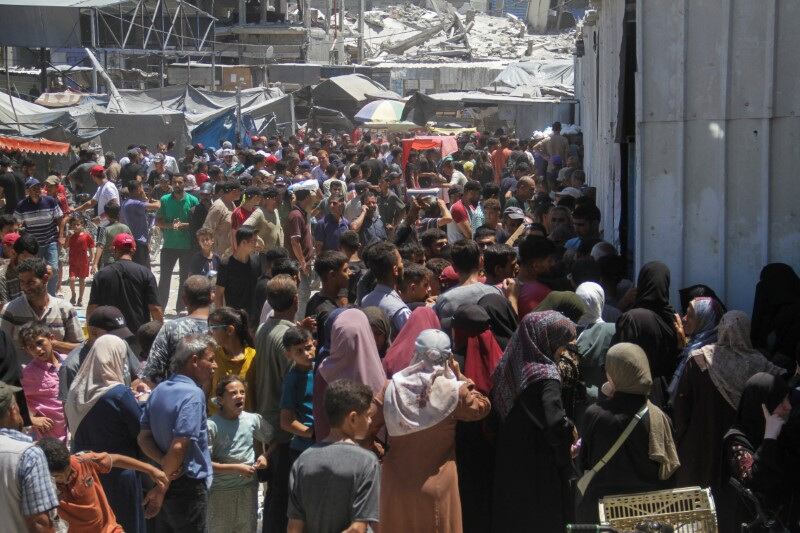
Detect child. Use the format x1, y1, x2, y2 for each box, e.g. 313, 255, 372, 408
37, 437, 168, 532
287, 379, 380, 533
66, 215, 94, 306
19, 324, 67, 442
189, 227, 221, 277
398, 262, 433, 310
280, 327, 316, 459
208, 375, 272, 533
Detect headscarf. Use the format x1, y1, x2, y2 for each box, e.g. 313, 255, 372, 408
576, 282, 605, 327
314, 307, 347, 368
318, 308, 386, 394
382, 307, 441, 377
666, 296, 724, 401
452, 304, 505, 395
678, 284, 725, 315
65, 335, 128, 434
604, 343, 680, 480
726, 372, 790, 448
491, 311, 576, 419
751, 262, 800, 351
633, 261, 675, 325
361, 306, 391, 355
383, 329, 462, 436
478, 292, 518, 350
694, 311, 785, 410
535, 290, 588, 323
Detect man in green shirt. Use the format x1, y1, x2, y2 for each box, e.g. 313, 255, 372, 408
156, 174, 198, 313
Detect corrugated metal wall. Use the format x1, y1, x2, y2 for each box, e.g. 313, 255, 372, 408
635, 0, 800, 313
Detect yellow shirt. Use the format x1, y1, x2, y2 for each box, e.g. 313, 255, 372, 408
209, 346, 257, 414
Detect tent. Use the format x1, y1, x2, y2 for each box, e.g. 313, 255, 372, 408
311, 74, 401, 119
400, 135, 459, 169
401, 92, 464, 126
0, 91, 104, 144
307, 106, 353, 133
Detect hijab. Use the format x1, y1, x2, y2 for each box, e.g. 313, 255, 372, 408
318, 308, 386, 394
576, 282, 605, 327
478, 292, 518, 350
633, 261, 676, 324
604, 343, 680, 480
726, 372, 789, 448
314, 307, 347, 367
382, 307, 441, 377
751, 262, 800, 352
452, 304, 505, 395
678, 284, 725, 315
362, 306, 391, 355
694, 311, 785, 410
491, 310, 576, 419
383, 329, 462, 437
65, 335, 128, 434
535, 290, 588, 323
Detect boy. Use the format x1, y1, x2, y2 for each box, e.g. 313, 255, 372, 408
93, 201, 131, 271
215, 225, 261, 318
397, 262, 433, 310
37, 437, 168, 532
287, 379, 380, 533
483, 243, 518, 286
280, 327, 316, 460
189, 227, 221, 277
18, 324, 67, 441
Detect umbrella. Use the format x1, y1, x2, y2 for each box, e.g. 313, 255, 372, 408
354, 99, 406, 123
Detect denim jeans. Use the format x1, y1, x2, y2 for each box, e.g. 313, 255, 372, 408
158, 247, 192, 313
156, 476, 208, 533
132, 242, 150, 268
38, 241, 59, 295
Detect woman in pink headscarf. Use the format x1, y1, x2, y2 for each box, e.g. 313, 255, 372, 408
312, 308, 387, 441
382, 307, 441, 378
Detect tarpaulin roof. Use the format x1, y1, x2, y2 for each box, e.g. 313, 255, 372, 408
312, 74, 401, 119
35, 91, 87, 108
0, 134, 70, 155
0, 91, 105, 143
491, 59, 574, 96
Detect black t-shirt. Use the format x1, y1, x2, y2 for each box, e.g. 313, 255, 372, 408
361, 158, 385, 182
0, 171, 25, 214
120, 163, 145, 188
347, 260, 365, 305
217, 253, 261, 314
189, 251, 220, 277
88, 259, 159, 333
305, 292, 338, 348
147, 169, 173, 187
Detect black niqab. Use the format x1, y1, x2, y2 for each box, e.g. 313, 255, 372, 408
478, 292, 518, 350
751, 263, 800, 351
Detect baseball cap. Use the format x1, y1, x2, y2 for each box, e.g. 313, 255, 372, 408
503, 206, 525, 220
90, 164, 105, 176
0, 381, 22, 416
555, 186, 583, 199
265, 155, 278, 165
2, 232, 21, 248
112, 232, 137, 252
87, 306, 133, 339
199, 182, 214, 195
44, 175, 60, 186
222, 141, 233, 149
299, 160, 312, 170
25, 177, 40, 188
152, 153, 166, 162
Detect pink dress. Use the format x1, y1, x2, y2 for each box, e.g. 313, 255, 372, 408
21, 354, 68, 442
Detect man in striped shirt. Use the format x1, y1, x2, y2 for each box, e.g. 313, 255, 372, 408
14, 178, 65, 295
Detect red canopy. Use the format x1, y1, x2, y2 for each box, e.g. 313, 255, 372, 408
401, 135, 459, 169
0, 135, 71, 156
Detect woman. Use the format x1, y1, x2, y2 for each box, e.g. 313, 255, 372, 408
719, 373, 793, 533
678, 283, 725, 315
382, 306, 441, 377
477, 292, 517, 350
612, 261, 680, 405
667, 296, 724, 401
575, 282, 616, 404
65, 335, 147, 533
576, 343, 679, 522
362, 306, 391, 358
378, 329, 490, 533
535, 290, 588, 323
751, 262, 800, 358
672, 311, 784, 490
312, 308, 386, 441
491, 311, 578, 533
207, 306, 256, 412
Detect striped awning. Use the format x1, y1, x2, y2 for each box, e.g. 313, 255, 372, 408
0, 135, 71, 155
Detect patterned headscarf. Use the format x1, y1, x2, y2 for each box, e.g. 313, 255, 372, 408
491, 311, 576, 419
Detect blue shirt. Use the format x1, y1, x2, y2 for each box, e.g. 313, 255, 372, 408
313, 214, 350, 252
280, 365, 315, 451
14, 196, 62, 246
140, 373, 212, 483
361, 283, 411, 336
564, 236, 582, 251
120, 198, 150, 244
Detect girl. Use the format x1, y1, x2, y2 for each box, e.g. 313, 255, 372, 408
67, 214, 94, 306
207, 306, 257, 413
208, 375, 272, 533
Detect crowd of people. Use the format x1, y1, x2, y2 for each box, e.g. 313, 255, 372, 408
0, 123, 799, 533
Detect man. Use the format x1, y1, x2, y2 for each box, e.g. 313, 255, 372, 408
0, 257, 84, 367
284, 189, 316, 319
67, 152, 99, 196
474, 226, 497, 250
201, 179, 240, 257
14, 178, 65, 295
121, 180, 161, 266
150, 143, 180, 175
146, 153, 172, 187
92, 201, 131, 271
72, 164, 120, 223
565, 203, 601, 251
350, 190, 387, 247
215, 226, 261, 319
419, 227, 449, 260
377, 173, 405, 240
516, 235, 556, 318
0, 381, 59, 532
138, 334, 217, 532
314, 194, 349, 254
433, 239, 501, 333
360, 242, 410, 336
343, 179, 367, 222
440, 159, 467, 187
483, 243, 518, 287
477, 197, 508, 243
141, 275, 213, 386
88, 233, 163, 348
103, 151, 122, 183
557, 155, 580, 184
244, 186, 283, 251
502, 206, 526, 239
536, 121, 569, 177
252, 275, 300, 533
447, 180, 480, 244
504, 175, 535, 215
0, 155, 25, 215
305, 250, 350, 341
491, 135, 512, 184
157, 174, 199, 313
119, 149, 146, 189
0, 232, 27, 307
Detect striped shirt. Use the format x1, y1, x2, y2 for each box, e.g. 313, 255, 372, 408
14, 196, 63, 246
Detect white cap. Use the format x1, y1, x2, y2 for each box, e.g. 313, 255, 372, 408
555, 186, 583, 199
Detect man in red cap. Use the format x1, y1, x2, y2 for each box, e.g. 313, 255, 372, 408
88, 233, 162, 350
73, 164, 120, 224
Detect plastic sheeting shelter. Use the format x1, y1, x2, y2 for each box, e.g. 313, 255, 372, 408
400, 136, 458, 169
0, 91, 104, 144
490, 59, 574, 97
312, 74, 401, 119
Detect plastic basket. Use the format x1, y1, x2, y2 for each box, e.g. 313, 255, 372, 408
598, 486, 717, 533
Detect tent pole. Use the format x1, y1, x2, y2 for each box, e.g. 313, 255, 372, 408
4, 46, 22, 135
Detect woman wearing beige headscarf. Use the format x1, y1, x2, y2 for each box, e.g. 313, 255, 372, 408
576, 342, 679, 522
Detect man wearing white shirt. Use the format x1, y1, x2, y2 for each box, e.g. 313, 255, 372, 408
72, 165, 120, 223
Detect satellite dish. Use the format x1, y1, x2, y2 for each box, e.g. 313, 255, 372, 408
265, 46, 274, 59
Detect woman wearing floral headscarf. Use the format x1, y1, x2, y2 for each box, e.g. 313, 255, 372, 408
490, 311, 579, 533
377, 329, 490, 533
